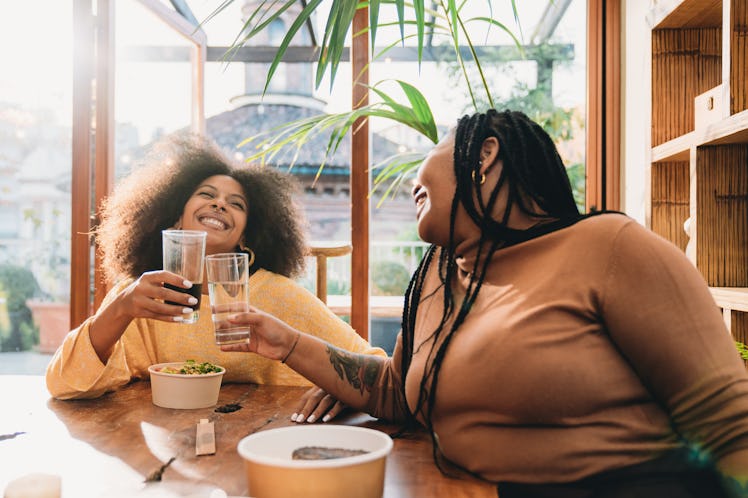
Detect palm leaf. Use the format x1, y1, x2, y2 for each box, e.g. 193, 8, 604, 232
262, 0, 324, 95
371, 153, 424, 206
370, 0, 382, 49
367, 82, 437, 142
237, 81, 438, 179
202, 0, 524, 194
395, 0, 406, 43
315, 1, 359, 89
223, 1, 297, 64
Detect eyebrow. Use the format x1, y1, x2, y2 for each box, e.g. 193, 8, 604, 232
197, 183, 248, 205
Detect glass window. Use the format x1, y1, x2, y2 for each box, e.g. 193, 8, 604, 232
114, 1, 195, 180
364, 1, 588, 350
0, 1, 73, 373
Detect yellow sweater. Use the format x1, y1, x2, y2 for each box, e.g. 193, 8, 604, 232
47, 269, 385, 399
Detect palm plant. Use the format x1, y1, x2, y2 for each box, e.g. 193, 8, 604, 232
204, 1, 521, 197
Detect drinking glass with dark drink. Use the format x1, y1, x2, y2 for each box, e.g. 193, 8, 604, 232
162, 229, 207, 324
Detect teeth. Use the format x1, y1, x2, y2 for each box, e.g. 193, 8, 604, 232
200, 217, 226, 230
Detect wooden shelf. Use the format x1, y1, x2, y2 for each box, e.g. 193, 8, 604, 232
648, 0, 748, 334
697, 109, 748, 146
651, 133, 693, 162
651, 111, 748, 162
651, 0, 722, 29
710, 288, 748, 313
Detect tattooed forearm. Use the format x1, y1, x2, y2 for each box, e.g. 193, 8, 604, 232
327, 346, 381, 394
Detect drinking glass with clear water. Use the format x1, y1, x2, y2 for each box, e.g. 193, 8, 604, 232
205, 253, 251, 345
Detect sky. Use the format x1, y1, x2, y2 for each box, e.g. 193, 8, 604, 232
0, 2, 73, 123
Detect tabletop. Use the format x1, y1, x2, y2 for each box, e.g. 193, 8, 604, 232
1, 375, 496, 498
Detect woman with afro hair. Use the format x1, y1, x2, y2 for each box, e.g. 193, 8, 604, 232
46, 134, 384, 421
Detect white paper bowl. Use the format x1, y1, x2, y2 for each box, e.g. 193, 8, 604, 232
148, 362, 225, 409
237, 425, 393, 498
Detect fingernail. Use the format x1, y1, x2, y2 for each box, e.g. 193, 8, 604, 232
290, 413, 298, 422
172, 316, 184, 322
187, 297, 198, 305
306, 414, 316, 423
182, 308, 193, 314
183, 279, 192, 288
322, 414, 330, 423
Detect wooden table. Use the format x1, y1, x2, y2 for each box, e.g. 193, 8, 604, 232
1, 376, 495, 497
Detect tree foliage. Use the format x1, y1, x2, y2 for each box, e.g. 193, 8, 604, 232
0, 263, 40, 351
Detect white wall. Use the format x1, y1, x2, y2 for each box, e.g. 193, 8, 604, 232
621, 0, 652, 225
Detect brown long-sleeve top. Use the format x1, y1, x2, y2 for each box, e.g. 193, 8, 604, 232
365, 213, 748, 484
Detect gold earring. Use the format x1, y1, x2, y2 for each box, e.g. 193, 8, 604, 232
471, 170, 486, 185
240, 244, 256, 266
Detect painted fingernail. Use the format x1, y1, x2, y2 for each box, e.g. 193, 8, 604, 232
290, 413, 298, 422
322, 414, 331, 423
172, 316, 184, 322
187, 297, 198, 305
182, 308, 193, 314
306, 414, 316, 423
183, 280, 192, 287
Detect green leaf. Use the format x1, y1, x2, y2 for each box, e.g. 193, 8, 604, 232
237, 82, 439, 173
262, 0, 324, 95
371, 154, 424, 207
414, 0, 425, 65
370, 0, 381, 49
223, 1, 297, 64
316, 1, 358, 90
397, 80, 437, 142
467, 16, 525, 56
395, 0, 405, 44
737, 341, 748, 361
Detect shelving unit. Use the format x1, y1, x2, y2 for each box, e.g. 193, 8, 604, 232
647, 0, 748, 351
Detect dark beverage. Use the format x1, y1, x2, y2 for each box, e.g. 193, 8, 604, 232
165, 283, 203, 308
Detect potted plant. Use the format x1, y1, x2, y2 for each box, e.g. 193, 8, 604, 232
0, 263, 41, 352
205, 0, 521, 192
25, 239, 71, 354
26, 298, 70, 355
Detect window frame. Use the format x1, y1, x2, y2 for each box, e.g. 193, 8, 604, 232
70, 0, 206, 327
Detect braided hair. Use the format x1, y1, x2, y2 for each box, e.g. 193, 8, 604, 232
400, 109, 580, 475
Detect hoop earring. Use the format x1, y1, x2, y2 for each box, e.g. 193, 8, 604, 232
471, 170, 486, 186
240, 244, 256, 266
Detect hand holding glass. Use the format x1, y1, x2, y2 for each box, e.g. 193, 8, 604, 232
162, 230, 207, 324
206, 253, 251, 345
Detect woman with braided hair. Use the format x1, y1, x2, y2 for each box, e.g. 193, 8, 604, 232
222, 109, 748, 497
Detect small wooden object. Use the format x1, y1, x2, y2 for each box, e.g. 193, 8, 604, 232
195, 418, 216, 456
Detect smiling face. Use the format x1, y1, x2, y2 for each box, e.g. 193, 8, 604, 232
411, 133, 460, 247
412, 129, 522, 248
177, 175, 248, 255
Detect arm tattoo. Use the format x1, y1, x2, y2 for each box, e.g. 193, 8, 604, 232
326, 346, 380, 395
